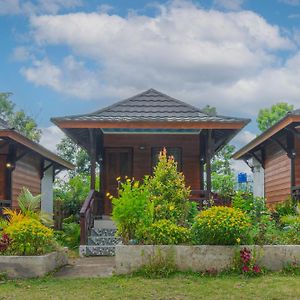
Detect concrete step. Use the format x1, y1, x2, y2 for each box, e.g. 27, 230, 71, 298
91, 228, 117, 237
80, 245, 116, 257
94, 220, 116, 229
88, 236, 121, 246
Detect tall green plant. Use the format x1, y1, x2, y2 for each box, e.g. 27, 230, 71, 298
111, 178, 154, 244
17, 188, 53, 227
147, 148, 191, 225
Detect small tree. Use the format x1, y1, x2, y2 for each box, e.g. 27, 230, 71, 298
147, 148, 191, 225
257, 102, 294, 132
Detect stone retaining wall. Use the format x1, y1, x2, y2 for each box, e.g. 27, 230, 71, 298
115, 245, 300, 274
0, 250, 68, 278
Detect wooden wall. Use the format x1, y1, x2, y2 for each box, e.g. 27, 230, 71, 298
294, 135, 300, 186
11, 153, 41, 209
103, 134, 200, 189
264, 144, 291, 205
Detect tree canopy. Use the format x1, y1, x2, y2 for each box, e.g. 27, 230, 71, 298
56, 137, 90, 176
257, 102, 294, 132
0, 92, 41, 142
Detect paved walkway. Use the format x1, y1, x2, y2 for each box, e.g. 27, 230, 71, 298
54, 257, 115, 278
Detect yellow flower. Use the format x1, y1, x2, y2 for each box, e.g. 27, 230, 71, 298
169, 205, 175, 211
106, 192, 110, 197
116, 176, 121, 181
236, 238, 241, 244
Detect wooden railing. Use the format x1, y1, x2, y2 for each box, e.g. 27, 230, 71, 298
80, 190, 100, 245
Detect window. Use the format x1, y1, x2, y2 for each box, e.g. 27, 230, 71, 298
151, 147, 182, 171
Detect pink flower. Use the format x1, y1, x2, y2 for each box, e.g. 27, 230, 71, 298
242, 265, 250, 273
252, 265, 261, 273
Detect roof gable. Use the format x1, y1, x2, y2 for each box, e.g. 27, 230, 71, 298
53, 89, 248, 123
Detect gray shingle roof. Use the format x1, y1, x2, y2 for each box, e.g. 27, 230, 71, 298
53, 89, 249, 123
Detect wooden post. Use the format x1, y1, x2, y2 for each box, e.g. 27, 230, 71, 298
89, 129, 96, 190
287, 131, 296, 188
199, 133, 205, 190
99, 130, 104, 215
206, 129, 212, 193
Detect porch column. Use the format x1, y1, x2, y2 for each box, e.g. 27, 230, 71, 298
89, 129, 96, 190
206, 129, 212, 193
287, 131, 296, 188
98, 130, 105, 215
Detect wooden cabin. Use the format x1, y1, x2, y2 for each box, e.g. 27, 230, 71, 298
52, 89, 249, 243
0, 118, 74, 214
233, 109, 300, 206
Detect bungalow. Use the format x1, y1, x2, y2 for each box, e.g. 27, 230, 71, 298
52, 89, 249, 245
0, 118, 74, 214
233, 109, 300, 206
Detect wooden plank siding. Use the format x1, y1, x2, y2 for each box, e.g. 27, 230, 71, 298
11, 154, 41, 209
264, 149, 291, 205
294, 135, 300, 187
103, 133, 200, 191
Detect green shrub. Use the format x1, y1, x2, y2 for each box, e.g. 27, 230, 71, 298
55, 221, 80, 250
112, 179, 153, 244
143, 219, 190, 245
191, 206, 251, 245
5, 218, 55, 255
232, 191, 266, 223
147, 148, 191, 225
274, 197, 297, 217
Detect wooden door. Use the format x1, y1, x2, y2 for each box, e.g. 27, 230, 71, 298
0, 155, 7, 200
104, 148, 133, 215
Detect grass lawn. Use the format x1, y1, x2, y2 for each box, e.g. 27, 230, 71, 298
0, 274, 299, 300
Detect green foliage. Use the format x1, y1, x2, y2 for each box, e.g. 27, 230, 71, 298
281, 261, 300, 275
143, 219, 190, 245
274, 197, 297, 217
191, 206, 251, 245
55, 219, 80, 250
257, 102, 294, 132
232, 191, 266, 223
148, 148, 191, 225
211, 145, 236, 199
17, 188, 53, 227
112, 178, 154, 244
0, 92, 41, 142
54, 174, 96, 217
56, 137, 90, 176
136, 248, 177, 278
4, 218, 55, 255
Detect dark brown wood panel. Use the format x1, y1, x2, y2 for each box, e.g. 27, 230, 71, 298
11, 154, 41, 209
0, 155, 7, 200
294, 136, 300, 186
104, 148, 133, 215
265, 151, 291, 204
103, 134, 200, 192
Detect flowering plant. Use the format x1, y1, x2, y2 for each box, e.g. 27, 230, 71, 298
191, 206, 251, 245
238, 247, 262, 276
0, 233, 11, 254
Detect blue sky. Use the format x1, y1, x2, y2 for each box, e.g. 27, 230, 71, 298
0, 0, 300, 159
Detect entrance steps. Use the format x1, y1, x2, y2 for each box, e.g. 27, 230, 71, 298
79, 218, 121, 257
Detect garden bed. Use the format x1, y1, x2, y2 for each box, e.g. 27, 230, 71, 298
115, 245, 300, 274
0, 249, 68, 278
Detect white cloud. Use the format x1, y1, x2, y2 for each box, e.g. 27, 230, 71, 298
0, 0, 21, 15
0, 0, 82, 15
213, 0, 245, 11
11, 46, 32, 61
40, 125, 65, 153
16, 1, 299, 118
279, 0, 300, 5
